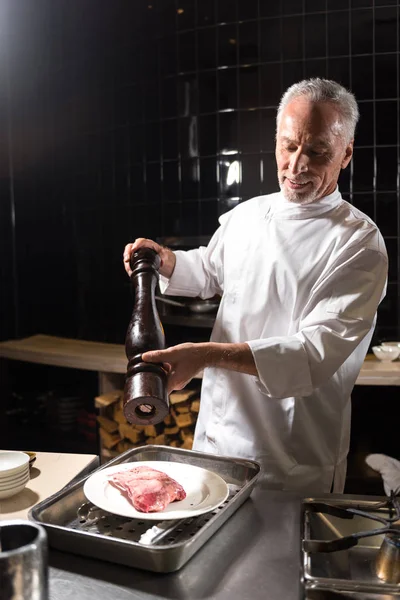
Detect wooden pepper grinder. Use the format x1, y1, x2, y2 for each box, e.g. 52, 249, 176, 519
123, 247, 169, 425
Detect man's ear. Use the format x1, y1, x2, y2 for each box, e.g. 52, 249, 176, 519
342, 140, 353, 169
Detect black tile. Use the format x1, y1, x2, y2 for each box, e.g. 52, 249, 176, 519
218, 24, 238, 67
375, 193, 398, 238
327, 11, 350, 56
197, 27, 217, 70
351, 9, 373, 55
355, 101, 373, 146
219, 111, 238, 153
376, 148, 397, 192
162, 120, 179, 159
385, 238, 398, 284
238, 0, 259, 20
305, 59, 327, 79
260, 108, 277, 152
261, 153, 279, 194
218, 68, 238, 110
219, 154, 240, 197
217, 0, 238, 24
260, 1, 282, 18
144, 81, 160, 121
163, 161, 180, 202
352, 147, 374, 191
181, 158, 200, 199
239, 21, 259, 65
199, 71, 217, 113
239, 110, 261, 153
143, 40, 159, 76
164, 202, 182, 236
200, 114, 217, 156
182, 201, 200, 234
129, 163, 145, 203
260, 18, 282, 62
197, 0, 216, 26
375, 54, 397, 99
376, 284, 399, 329
239, 65, 259, 108
351, 56, 373, 100
376, 101, 398, 146
200, 199, 219, 235
375, 7, 397, 54
178, 74, 198, 117
162, 78, 178, 119
241, 154, 262, 197
305, 0, 326, 11
305, 14, 326, 58
218, 196, 241, 214
178, 31, 196, 73
146, 163, 162, 203
282, 16, 304, 60
177, 0, 196, 30
351, 0, 372, 7
282, 0, 302, 15
375, 0, 397, 5
260, 63, 283, 106
200, 157, 218, 198
145, 122, 161, 161
130, 124, 144, 164
327, 58, 350, 88
352, 193, 375, 221
282, 61, 304, 93
179, 116, 199, 158
160, 35, 178, 76
328, 0, 349, 8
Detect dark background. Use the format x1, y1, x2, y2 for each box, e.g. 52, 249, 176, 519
0, 0, 399, 345
0, 1, 399, 488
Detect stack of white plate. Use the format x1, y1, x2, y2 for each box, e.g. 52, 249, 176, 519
0, 451, 30, 499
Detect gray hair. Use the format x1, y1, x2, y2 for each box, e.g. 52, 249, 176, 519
276, 78, 360, 144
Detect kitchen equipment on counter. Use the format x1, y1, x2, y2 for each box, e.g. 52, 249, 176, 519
155, 295, 220, 314
0, 451, 30, 499
372, 345, 400, 361
0, 520, 48, 600
29, 446, 260, 573
302, 494, 400, 598
124, 248, 169, 426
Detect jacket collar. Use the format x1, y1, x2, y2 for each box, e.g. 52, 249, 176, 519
266, 187, 343, 220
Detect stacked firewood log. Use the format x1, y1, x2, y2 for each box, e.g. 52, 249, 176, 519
95, 388, 200, 459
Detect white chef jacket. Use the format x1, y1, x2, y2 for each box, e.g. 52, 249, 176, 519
160, 188, 388, 493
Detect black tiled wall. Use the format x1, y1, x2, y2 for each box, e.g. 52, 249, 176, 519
0, 0, 399, 343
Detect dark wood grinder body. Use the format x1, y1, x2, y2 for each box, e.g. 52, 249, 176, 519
123, 248, 169, 425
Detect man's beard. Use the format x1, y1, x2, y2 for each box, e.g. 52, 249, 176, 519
278, 173, 319, 205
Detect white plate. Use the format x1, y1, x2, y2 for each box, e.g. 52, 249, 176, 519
83, 460, 229, 520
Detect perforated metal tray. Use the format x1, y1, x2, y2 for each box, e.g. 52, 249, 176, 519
29, 446, 260, 572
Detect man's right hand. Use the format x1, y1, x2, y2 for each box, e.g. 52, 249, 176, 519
123, 238, 176, 278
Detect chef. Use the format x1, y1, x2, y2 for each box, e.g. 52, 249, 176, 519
123, 78, 388, 493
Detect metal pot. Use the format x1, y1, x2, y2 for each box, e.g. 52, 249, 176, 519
155, 296, 220, 314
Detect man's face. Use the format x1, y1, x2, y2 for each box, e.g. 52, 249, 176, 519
275, 97, 353, 204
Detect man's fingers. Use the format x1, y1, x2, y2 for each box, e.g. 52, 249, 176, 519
142, 349, 168, 362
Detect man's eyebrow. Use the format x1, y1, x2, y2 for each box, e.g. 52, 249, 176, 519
279, 135, 330, 149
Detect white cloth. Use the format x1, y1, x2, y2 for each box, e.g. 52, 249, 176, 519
365, 454, 400, 496
160, 189, 388, 493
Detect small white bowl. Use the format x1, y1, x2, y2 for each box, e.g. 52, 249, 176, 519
0, 480, 29, 499
0, 470, 29, 487
372, 345, 400, 362
381, 341, 400, 349
0, 451, 30, 477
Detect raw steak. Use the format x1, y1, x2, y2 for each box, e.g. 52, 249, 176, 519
109, 466, 186, 513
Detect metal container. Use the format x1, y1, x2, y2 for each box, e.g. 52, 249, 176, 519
29, 446, 260, 573
0, 519, 48, 600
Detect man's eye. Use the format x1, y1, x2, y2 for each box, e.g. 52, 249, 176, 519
310, 150, 324, 157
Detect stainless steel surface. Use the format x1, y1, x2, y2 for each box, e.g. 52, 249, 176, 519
302, 496, 400, 597
29, 446, 260, 573
0, 519, 48, 600
47, 488, 302, 600
375, 530, 400, 584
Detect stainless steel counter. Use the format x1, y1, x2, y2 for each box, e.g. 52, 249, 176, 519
48, 487, 302, 600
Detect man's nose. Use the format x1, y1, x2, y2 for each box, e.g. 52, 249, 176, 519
289, 150, 309, 174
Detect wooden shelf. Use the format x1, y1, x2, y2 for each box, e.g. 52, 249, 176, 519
1, 334, 399, 386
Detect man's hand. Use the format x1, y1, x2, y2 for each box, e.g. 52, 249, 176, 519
142, 341, 257, 393
142, 343, 208, 393
123, 238, 176, 278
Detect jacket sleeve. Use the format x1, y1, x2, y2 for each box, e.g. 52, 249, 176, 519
247, 246, 388, 399
159, 225, 226, 298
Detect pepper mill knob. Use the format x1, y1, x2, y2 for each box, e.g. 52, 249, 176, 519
123, 247, 169, 425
